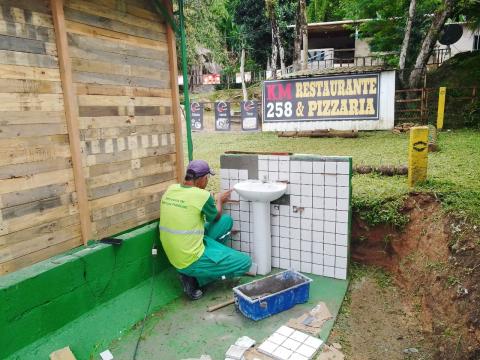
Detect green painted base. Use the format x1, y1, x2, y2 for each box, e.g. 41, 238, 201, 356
110, 273, 348, 360
8, 268, 182, 360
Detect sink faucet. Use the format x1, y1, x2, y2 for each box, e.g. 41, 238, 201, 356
261, 175, 268, 183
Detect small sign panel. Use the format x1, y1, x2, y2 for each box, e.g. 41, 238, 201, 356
241, 100, 259, 131
236, 72, 252, 84
203, 74, 221, 85
190, 101, 203, 131
215, 101, 231, 131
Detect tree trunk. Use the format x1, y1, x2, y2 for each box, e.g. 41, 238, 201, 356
275, 21, 286, 74
299, 0, 308, 70
240, 47, 247, 101
302, 31, 308, 70
408, 0, 454, 88
293, 0, 303, 70
399, 0, 416, 86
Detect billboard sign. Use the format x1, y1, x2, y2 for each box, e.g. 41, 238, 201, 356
241, 100, 259, 131
214, 101, 231, 131
190, 102, 203, 130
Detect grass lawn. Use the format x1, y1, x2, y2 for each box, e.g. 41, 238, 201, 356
185, 129, 480, 225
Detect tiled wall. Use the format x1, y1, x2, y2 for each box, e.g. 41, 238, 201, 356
220, 153, 352, 280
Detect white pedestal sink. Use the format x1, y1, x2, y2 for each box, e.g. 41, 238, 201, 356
233, 180, 287, 275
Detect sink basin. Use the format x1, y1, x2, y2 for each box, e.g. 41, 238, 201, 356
234, 180, 287, 202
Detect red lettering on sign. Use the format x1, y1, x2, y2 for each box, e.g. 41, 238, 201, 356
266, 83, 292, 101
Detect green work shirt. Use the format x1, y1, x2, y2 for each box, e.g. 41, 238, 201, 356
159, 184, 218, 269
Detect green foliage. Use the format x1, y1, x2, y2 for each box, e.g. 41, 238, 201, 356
352, 195, 409, 228
307, 0, 328, 22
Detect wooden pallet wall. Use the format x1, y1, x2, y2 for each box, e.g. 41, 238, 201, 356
0, 0, 182, 274
0, 0, 82, 274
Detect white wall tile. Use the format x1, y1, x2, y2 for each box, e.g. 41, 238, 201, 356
269, 161, 279, 172
240, 222, 249, 232
230, 203, 239, 211
272, 247, 280, 257
290, 206, 300, 218
269, 172, 279, 181
301, 173, 313, 184
241, 242, 250, 252
312, 252, 323, 264
258, 170, 268, 180
300, 161, 313, 173
279, 172, 289, 181
335, 268, 347, 280
337, 210, 349, 223
337, 187, 350, 199
325, 186, 337, 198
221, 179, 229, 190
290, 228, 300, 239
290, 161, 301, 172
240, 211, 249, 222
267, 155, 279, 161
259, 159, 268, 171
336, 221, 349, 234
301, 262, 312, 273
325, 174, 336, 186
272, 236, 280, 247
338, 174, 349, 186
291, 249, 300, 261
324, 210, 336, 222
312, 220, 323, 232
271, 204, 280, 215
280, 216, 289, 225
313, 185, 323, 197
336, 233, 348, 246
324, 232, 336, 244
325, 162, 337, 174
313, 174, 324, 185
336, 245, 348, 257
324, 244, 336, 256
280, 205, 290, 216
313, 197, 324, 209
324, 255, 335, 266
301, 218, 312, 230
301, 229, 312, 241
232, 222, 240, 231
280, 247, 289, 259
337, 198, 349, 211
239, 169, 248, 180
229, 169, 239, 179
312, 264, 323, 275
300, 241, 311, 251
290, 217, 300, 229
301, 196, 312, 208
280, 226, 289, 238
301, 184, 312, 196
302, 207, 312, 219
324, 266, 335, 277
272, 226, 280, 237
291, 238, 300, 250
291, 195, 301, 207
280, 258, 290, 269
272, 257, 280, 267
290, 184, 301, 195
290, 172, 301, 184
325, 198, 337, 210
231, 211, 240, 221
312, 242, 323, 254
324, 221, 335, 233
280, 237, 289, 248
337, 162, 350, 174
279, 160, 290, 172
313, 161, 324, 173
312, 231, 323, 243
240, 201, 249, 211
336, 257, 347, 269
301, 251, 312, 263
258, 155, 269, 160
220, 168, 229, 179
271, 215, 279, 226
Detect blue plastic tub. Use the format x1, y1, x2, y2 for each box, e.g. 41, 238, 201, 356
233, 270, 313, 321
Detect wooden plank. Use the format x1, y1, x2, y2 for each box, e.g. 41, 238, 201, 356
0, 19, 56, 42
0, 93, 64, 111
0, 49, 58, 68
75, 84, 171, 97
77, 95, 171, 107
0, 181, 75, 208
79, 115, 173, 129
65, 0, 165, 33
0, 110, 65, 124
0, 123, 67, 138
94, 210, 157, 240
93, 200, 158, 231
89, 180, 174, 210
51, 0, 91, 244
0, 236, 81, 274
0, 157, 72, 180
164, 0, 184, 182
0, 1, 51, 15
0, 5, 54, 28
67, 32, 166, 60
0, 139, 71, 167
90, 192, 162, 221
73, 71, 169, 89
0, 64, 60, 81
69, 45, 168, 70
0, 168, 73, 195
0, 223, 80, 263
65, 20, 165, 50
80, 124, 174, 141
0, 214, 79, 246
71, 57, 169, 80
64, 7, 165, 41
0, 79, 62, 94
0, 34, 46, 54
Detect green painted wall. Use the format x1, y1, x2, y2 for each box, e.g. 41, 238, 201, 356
0, 221, 180, 359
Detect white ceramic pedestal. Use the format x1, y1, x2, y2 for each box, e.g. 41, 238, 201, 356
251, 201, 272, 275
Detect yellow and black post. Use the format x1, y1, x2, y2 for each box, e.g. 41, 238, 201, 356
408, 126, 429, 187
437, 87, 446, 130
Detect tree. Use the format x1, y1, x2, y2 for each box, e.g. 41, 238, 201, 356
266, 0, 286, 77
399, 0, 416, 85
307, 0, 328, 23
293, 0, 307, 70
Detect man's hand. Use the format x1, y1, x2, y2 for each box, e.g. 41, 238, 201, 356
216, 189, 233, 204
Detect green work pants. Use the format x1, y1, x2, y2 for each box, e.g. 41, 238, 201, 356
178, 214, 252, 287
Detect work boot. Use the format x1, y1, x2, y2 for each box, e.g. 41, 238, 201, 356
180, 274, 203, 300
